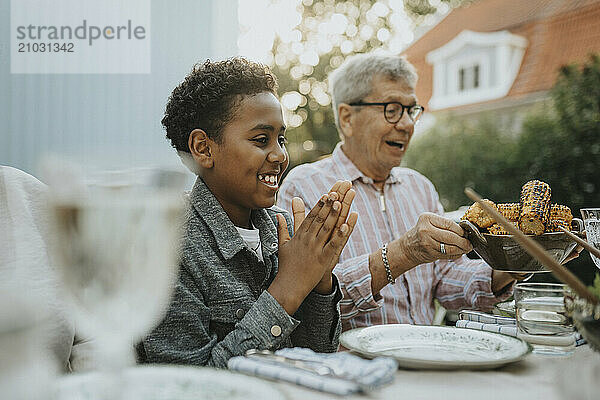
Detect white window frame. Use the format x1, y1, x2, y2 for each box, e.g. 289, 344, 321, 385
448, 53, 489, 95
426, 30, 527, 110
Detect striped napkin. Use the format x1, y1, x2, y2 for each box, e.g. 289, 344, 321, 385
227, 347, 397, 396
456, 310, 586, 347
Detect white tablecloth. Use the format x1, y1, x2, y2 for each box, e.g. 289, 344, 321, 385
272, 346, 598, 400
47, 346, 598, 400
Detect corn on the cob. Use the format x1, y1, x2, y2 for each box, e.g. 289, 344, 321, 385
462, 199, 497, 228
547, 219, 570, 232
497, 203, 520, 222
519, 180, 551, 235
550, 204, 573, 225
487, 222, 518, 235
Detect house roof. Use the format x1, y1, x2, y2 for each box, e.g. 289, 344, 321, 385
403, 0, 600, 111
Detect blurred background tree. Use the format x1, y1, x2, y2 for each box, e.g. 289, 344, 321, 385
402, 114, 522, 211
269, 0, 471, 166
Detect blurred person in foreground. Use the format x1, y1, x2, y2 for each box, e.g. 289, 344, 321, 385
0, 166, 94, 373
277, 53, 525, 331
139, 58, 358, 368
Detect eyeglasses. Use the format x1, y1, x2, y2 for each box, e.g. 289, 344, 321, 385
349, 101, 425, 123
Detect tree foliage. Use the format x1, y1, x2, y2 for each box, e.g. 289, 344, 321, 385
402, 114, 522, 210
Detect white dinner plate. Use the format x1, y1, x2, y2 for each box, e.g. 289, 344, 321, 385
53, 364, 287, 400
340, 324, 531, 370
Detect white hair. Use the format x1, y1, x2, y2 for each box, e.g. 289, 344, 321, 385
328, 53, 418, 133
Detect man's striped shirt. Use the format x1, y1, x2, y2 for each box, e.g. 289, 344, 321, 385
277, 144, 510, 331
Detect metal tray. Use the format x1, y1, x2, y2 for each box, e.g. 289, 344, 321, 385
459, 219, 584, 273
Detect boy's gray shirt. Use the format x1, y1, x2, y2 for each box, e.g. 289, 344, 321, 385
141, 177, 342, 368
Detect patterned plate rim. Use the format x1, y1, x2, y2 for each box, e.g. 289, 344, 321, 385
340, 324, 532, 370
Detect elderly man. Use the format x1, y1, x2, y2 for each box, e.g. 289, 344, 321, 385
277, 53, 519, 331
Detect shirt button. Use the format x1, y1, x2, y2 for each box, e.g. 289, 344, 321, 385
270, 243, 277, 249
270, 325, 282, 337
235, 308, 245, 319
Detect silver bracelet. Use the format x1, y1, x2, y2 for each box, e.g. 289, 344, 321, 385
382, 243, 395, 285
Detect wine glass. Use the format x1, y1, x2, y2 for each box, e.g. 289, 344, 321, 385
581, 208, 600, 269
46, 166, 186, 370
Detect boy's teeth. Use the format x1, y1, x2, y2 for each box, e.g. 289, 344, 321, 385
259, 174, 277, 185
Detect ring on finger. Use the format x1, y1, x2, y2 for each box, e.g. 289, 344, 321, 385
440, 242, 446, 255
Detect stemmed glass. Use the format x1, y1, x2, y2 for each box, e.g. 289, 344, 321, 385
581, 208, 600, 269
46, 165, 186, 373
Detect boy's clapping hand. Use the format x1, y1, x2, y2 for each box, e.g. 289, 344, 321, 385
270, 181, 357, 315
314, 180, 357, 293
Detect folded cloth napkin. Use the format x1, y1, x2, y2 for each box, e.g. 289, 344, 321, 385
456, 310, 586, 347
227, 347, 397, 396
456, 320, 519, 336
459, 310, 516, 325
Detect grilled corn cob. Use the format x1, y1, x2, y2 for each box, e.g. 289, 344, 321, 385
497, 203, 520, 222
547, 219, 571, 232
462, 199, 497, 228
487, 222, 518, 235
519, 180, 551, 235
550, 204, 573, 225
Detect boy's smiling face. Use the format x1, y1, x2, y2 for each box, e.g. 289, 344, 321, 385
203, 91, 289, 227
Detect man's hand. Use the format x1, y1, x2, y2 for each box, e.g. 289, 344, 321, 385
369, 212, 473, 295
398, 213, 473, 267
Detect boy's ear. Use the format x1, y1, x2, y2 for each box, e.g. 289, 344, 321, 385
188, 129, 214, 169
338, 104, 353, 138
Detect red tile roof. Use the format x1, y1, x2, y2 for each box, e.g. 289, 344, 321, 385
403, 0, 600, 110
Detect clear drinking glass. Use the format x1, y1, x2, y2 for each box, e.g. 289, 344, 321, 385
581, 208, 600, 269
514, 282, 575, 355
47, 166, 186, 371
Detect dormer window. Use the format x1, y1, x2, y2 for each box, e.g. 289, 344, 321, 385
426, 30, 527, 110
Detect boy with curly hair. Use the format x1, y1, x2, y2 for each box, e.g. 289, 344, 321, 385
139, 58, 357, 368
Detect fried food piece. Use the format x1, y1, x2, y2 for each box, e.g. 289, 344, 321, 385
462, 199, 497, 229
550, 204, 573, 225
547, 219, 571, 232
519, 180, 551, 235
497, 203, 520, 222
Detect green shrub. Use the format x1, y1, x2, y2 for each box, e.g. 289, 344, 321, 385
403, 114, 521, 210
